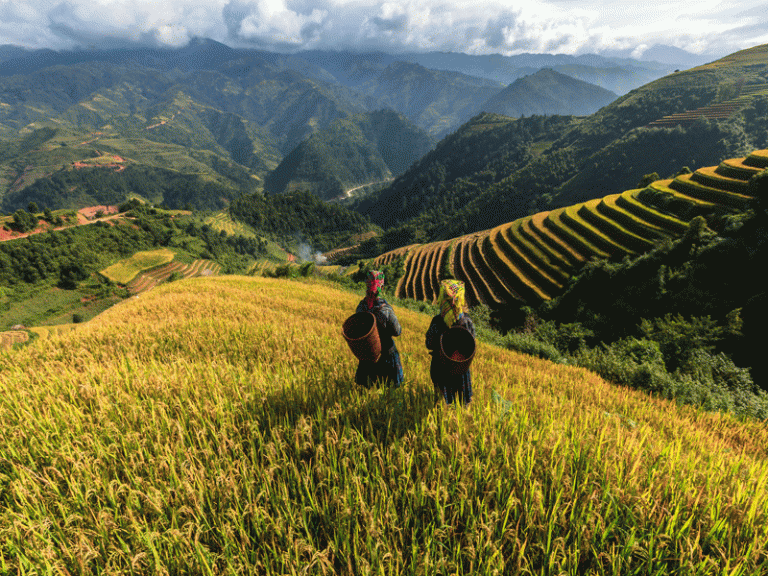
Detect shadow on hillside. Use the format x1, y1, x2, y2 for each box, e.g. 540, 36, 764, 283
252, 378, 436, 449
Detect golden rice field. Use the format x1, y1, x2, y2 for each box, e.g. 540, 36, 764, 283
203, 212, 260, 239
0, 276, 766, 574
100, 248, 176, 284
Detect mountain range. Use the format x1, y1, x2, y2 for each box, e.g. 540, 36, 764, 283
0, 39, 763, 231
0, 37, 677, 213
264, 110, 434, 201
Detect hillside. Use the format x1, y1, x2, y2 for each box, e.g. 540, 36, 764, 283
356, 44, 768, 246
264, 110, 435, 200
0, 40, 731, 215
373, 148, 766, 305
0, 203, 271, 330
0, 275, 766, 572
0, 46, 384, 210
478, 69, 618, 118
354, 113, 580, 235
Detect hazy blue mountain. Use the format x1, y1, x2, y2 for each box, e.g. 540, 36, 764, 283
396, 50, 680, 95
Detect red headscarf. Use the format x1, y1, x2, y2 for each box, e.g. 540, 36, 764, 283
364, 270, 385, 310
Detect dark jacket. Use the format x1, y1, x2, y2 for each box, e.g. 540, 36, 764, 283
354, 297, 403, 387
426, 313, 475, 404
356, 297, 401, 353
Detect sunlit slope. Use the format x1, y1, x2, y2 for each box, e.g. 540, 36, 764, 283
379, 149, 767, 306
0, 276, 767, 572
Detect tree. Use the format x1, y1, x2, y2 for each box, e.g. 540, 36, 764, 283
28, 202, 39, 214
681, 215, 711, 256
637, 172, 660, 188
12, 209, 36, 233
59, 262, 89, 289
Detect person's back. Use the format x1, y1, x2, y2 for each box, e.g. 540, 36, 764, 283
426, 280, 475, 405
354, 271, 404, 388
356, 296, 400, 354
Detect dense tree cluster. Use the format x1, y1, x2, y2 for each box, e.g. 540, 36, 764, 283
1, 165, 244, 213
229, 190, 374, 251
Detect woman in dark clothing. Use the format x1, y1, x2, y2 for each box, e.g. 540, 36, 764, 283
426, 279, 475, 405
354, 270, 404, 388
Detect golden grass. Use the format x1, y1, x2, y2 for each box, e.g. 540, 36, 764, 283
100, 248, 176, 284
28, 323, 78, 340
202, 212, 259, 239
0, 276, 767, 573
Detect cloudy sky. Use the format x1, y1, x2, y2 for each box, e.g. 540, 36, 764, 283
1, 0, 766, 59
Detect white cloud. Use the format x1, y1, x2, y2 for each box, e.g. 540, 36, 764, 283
0, 0, 763, 58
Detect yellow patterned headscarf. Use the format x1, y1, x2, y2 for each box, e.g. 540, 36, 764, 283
437, 279, 466, 328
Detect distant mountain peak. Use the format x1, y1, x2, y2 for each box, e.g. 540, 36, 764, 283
478, 67, 617, 118
639, 44, 720, 67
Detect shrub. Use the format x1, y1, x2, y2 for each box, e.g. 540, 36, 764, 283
503, 331, 564, 363
639, 313, 723, 372
637, 172, 660, 188
299, 262, 315, 277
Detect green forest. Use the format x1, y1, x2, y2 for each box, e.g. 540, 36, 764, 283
229, 190, 376, 252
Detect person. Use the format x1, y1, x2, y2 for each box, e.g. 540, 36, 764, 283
354, 270, 404, 388
426, 279, 476, 405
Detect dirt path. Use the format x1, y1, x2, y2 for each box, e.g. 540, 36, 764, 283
342, 179, 393, 198
0, 206, 122, 243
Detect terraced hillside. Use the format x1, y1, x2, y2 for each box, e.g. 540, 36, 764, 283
125, 260, 222, 296
647, 83, 768, 127
375, 149, 767, 306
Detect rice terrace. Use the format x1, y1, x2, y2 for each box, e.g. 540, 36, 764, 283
380, 149, 768, 307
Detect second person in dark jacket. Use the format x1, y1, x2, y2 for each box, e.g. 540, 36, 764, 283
426, 279, 475, 405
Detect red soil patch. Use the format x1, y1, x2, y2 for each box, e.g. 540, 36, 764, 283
287, 253, 296, 262
78, 205, 119, 220
0, 220, 50, 241
73, 161, 125, 172
0, 227, 20, 241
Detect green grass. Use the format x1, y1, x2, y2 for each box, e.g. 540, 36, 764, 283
0, 284, 121, 330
